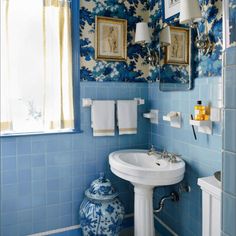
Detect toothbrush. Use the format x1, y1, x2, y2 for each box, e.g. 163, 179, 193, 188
191, 114, 197, 140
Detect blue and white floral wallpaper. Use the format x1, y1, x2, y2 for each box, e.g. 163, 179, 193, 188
80, 0, 223, 82
80, 0, 150, 82
148, 0, 223, 82
229, 0, 236, 46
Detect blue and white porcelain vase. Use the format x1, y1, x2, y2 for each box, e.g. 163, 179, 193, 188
79, 173, 125, 236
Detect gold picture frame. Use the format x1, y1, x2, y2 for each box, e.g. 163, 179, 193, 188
165, 26, 190, 65
95, 16, 127, 61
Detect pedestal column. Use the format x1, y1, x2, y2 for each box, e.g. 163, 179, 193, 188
134, 184, 155, 236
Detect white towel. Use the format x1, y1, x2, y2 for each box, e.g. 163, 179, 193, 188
91, 100, 115, 136
117, 100, 137, 135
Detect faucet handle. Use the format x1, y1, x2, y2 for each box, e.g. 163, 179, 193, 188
173, 153, 182, 158
150, 145, 155, 151
161, 150, 170, 159
169, 153, 181, 163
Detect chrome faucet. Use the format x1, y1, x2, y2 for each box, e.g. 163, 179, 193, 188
147, 145, 157, 156
147, 145, 167, 159
147, 146, 181, 163
168, 153, 181, 163
147, 145, 162, 157
161, 150, 169, 159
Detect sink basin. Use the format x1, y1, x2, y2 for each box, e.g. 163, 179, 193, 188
109, 149, 185, 186
109, 149, 185, 236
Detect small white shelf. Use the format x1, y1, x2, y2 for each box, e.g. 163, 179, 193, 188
189, 119, 212, 135
163, 112, 181, 128
143, 109, 159, 124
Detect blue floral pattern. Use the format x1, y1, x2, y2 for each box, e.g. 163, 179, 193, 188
80, 0, 223, 82
79, 175, 125, 236
80, 199, 124, 236
80, 0, 148, 82
229, 0, 236, 46
148, 0, 223, 81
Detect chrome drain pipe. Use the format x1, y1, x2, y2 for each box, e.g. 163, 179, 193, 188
153, 191, 179, 213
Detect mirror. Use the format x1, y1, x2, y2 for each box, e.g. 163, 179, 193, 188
159, 26, 192, 91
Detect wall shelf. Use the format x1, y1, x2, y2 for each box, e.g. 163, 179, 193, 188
163, 112, 181, 128
143, 110, 159, 124
189, 120, 212, 135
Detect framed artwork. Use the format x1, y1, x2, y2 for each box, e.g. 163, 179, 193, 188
165, 26, 190, 65
95, 16, 127, 61
162, 0, 180, 22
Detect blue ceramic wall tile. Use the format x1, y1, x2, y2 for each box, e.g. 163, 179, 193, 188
224, 47, 236, 66
148, 76, 222, 236
224, 109, 236, 152
17, 155, 31, 170
0, 82, 150, 235
18, 182, 31, 196
17, 141, 32, 155
223, 151, 236, 196
47, 191, 60, 205
1, 141, 17, 156
1, 212, 18, 226
31, 140, 46, 154
18, 221, 33, 236
2, 156, 17, 171
47, 205, 60, 218
17, 209, 32, 223
2, 198, 18, 213
33, 219, 48, 234
17, 195, 32, 210
222, 192, 236, 236
2, 170, 17, 185
1, 225, 18, 236
31, 154, 46, 167
60, 190, 72, 203
1, 73, 224, 236
18, 169, 32, 183
1, 184, 17, 200
224, 66, 236, 109
33, 206, 46, 221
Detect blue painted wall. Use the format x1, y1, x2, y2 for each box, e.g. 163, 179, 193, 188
0, 82, 149, 236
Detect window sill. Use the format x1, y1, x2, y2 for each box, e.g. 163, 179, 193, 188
0, 129, 83, 138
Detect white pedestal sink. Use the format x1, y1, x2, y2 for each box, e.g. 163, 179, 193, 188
109, 149, 185, 236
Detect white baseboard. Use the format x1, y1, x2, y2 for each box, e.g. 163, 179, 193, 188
28, 214, 134, 236
28, 213, 178, 236
28, 225, 80, 236
154, 214, 179, 236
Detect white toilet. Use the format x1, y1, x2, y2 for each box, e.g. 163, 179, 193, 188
198, 176, 221, 236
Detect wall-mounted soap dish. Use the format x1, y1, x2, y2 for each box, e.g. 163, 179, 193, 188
163, 112, 181, 128
189, 120, 212, 135
143, 110, 159, 124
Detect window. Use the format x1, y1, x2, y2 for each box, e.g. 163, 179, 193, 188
0, 0, 80, 135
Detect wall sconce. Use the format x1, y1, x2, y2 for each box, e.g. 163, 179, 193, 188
135, 22, 159, 66
179, 0, 214, 55
160, 25, 171, 47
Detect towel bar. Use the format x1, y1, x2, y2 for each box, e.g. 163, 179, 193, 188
82, 98, 145, 107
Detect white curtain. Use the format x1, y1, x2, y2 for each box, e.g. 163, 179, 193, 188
0, 0, 74, 134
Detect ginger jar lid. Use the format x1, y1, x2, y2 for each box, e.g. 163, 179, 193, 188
85, 173, 118, 201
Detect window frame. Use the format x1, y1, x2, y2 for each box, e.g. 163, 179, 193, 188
0, 0, 81, 137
